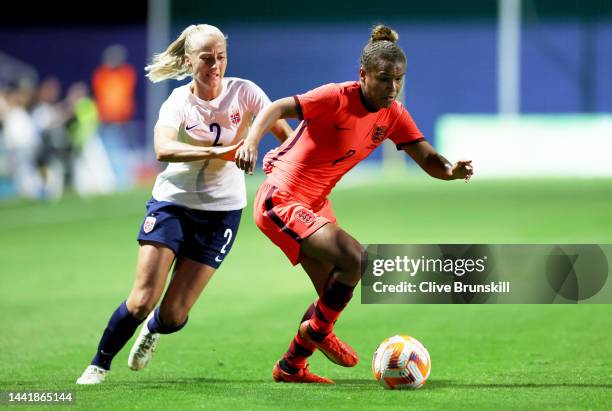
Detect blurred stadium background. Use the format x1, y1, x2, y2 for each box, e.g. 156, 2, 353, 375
1, 1, 611, 410
1, 0, 611, 198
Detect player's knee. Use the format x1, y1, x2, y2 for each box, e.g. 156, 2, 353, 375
127, 291, 158, 319
340, 241, 364, 277
127, 303, 154, 320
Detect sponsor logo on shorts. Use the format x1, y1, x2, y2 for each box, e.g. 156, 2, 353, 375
295, 208, 316, 224
143, 216, 156, 233
371, 125, 387, 143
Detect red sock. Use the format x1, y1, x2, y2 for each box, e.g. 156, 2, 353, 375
281, 302, 318, 371
309, 275, 355, 335
283, 332, 315, 369
300, 302, 316, 323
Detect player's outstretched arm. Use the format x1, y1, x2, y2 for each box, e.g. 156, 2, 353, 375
236, 97, 298, 174
154, 125, 242, 162
403, 140, 473, 181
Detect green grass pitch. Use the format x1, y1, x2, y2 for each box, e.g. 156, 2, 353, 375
1, 174, 611, 410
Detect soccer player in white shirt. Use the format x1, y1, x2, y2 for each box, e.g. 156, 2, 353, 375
77, 24, 292, 384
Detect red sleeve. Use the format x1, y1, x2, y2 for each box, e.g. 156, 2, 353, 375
388, 105, 426, 150
294, 83, 341, 121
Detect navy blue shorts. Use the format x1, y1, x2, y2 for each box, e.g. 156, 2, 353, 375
137, 198, 242, 269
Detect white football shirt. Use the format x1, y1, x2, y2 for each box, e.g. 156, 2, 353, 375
152, 77, 271, 210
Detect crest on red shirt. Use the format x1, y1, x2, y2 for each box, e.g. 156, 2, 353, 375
230, 108, 241, 126
295, 208, 316, 224
371, 125, 387, 143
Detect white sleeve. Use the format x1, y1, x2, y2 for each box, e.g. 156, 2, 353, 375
155, 90, 183, 130
242, 80, 272, 115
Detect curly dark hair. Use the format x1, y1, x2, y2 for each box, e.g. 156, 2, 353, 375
360, 25, 406, 71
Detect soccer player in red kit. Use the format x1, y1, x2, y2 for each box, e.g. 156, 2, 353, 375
235, 25, 473, 383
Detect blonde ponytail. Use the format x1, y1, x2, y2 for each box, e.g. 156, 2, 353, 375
145, 24, 226, 83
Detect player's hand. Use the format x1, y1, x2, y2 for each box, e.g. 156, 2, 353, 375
216, 140, 245, 162
235, 139, 258, 175
451, 160, 473, 182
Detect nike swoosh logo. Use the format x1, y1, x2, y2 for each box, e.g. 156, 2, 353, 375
186, 124, 199, 130
215, 256, 223, 262
334, 125, 351, 131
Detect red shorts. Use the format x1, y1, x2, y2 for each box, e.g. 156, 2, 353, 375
253, 181, 336, 265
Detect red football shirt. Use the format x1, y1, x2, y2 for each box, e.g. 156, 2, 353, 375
263, 81, 425, 206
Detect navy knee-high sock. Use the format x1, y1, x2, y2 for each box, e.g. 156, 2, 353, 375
91, 301, 143, 370
146, 307, 188, 334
